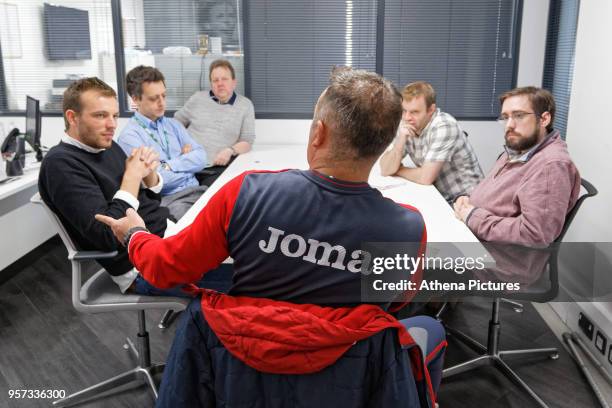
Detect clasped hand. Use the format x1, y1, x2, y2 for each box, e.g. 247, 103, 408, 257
125, 146, 160, 179
453, 196, 474, 222
213, 147, 233, 166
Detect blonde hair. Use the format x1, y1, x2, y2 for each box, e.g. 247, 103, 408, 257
401, 81, 436, 108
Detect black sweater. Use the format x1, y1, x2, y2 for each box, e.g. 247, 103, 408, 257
39, 141, 172, 276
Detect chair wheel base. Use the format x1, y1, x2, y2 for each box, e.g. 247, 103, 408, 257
443, 327, 557, 408
52, 363, 165, 407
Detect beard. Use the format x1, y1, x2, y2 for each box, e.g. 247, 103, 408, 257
505, 128, 539, 152
77, 122, 113, 150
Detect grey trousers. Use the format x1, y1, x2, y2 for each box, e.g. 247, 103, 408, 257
161, 185, 208, 220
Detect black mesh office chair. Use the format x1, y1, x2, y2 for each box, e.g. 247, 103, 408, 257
31, 193, 190, 407
441, 179, 597, 408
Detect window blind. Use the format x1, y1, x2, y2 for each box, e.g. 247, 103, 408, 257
244, 0, 378, 118
543, 0, 580, 138
382, 0, 519, 119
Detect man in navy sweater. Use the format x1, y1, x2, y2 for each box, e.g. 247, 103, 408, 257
97, 68, 447, 402
39, 77, 226, 296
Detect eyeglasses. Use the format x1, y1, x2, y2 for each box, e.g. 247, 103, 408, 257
496, 111, 536, 126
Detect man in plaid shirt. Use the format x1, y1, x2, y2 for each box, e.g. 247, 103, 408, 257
380, 81, 483, 203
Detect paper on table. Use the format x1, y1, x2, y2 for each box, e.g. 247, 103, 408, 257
368, 160, 407, 190
164, 218, 177, 238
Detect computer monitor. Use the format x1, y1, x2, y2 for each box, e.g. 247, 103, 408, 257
24, 96, 42, 161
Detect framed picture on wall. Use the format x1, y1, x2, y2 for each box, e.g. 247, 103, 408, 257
0, 2, 22, 59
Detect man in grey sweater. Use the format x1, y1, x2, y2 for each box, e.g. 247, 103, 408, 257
175, 59, 255, 186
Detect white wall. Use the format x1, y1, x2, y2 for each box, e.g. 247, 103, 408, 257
515, 0, 550, 88
548, 0, 612, 375
565, 0, 612, 242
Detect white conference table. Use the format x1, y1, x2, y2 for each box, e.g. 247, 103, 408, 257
169, 144, 483, 253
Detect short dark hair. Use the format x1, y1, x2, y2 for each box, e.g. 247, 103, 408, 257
62, 77, 116, 131
125, 65, 165, 99
499, 86, 556, 132
315, 67, 402, 160
209, 59, 236, 80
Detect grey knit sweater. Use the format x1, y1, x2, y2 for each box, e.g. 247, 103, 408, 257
174, 92, 256, 163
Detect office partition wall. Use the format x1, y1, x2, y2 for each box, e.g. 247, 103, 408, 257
122, 0, 245, 111
0, 0, 116, 113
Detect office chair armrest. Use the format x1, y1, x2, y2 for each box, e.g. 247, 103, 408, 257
71, 250, 118, 261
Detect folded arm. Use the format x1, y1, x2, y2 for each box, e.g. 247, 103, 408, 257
466, 161, 577, 245
379, 133, 407, 176
166, 122, 207, 173
395, 161, 444, 185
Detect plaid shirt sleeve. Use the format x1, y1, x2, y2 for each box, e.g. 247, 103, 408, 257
423, 123, 459, 162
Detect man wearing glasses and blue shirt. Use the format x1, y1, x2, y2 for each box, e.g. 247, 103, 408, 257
118, 66, 208, 219
454, 87, 581, 246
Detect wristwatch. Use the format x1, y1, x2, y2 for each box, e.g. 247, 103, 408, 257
229, 146, 237, 156
123, 226, 149, 246
161, 161, 172, 171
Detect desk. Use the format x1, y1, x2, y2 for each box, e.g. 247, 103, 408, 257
0, 159, 55, 272
0, 166, 39, 214
0, 154, 43, 200
170, 144, 482, 246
